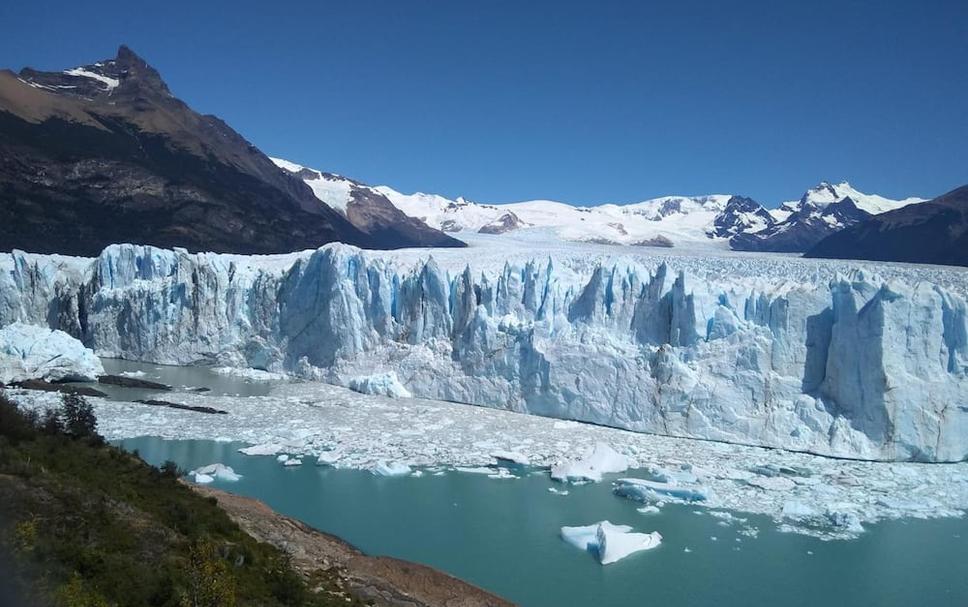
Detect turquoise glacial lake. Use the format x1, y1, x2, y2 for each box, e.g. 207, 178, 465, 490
122, 436, 968, 607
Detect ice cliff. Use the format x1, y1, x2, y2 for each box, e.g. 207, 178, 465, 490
1, 243, 966, 462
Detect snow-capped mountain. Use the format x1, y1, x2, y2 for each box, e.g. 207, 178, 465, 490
707, 196, 776, 238
807, 184, 968, 267
730, 181, 926, 253
377, 186, 735, 247
270, 158, 464, 249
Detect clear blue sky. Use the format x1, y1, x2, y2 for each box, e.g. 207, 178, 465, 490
2, 0, 965, 206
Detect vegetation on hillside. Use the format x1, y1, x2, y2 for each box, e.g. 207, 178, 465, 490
0, 391, 365, 607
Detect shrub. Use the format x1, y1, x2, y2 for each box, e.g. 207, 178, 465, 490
61, 394, 100, 442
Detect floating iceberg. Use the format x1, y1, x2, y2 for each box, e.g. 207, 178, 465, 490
561, 521, 662, 565
0, 322, 104, 384
239, 443, 285, 456
348, 372, 412, 398
372, 460, 411, 477
551, 443, 629, 483
192, 463, 242, 482
614, 478, 710, 503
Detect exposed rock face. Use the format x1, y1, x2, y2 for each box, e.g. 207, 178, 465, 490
707, 196, 775, 238
2, 244, 966, 462
806, 185, 968, 267
0, 46, 455, 255
478, 212, 525, 234
731, 190, 872, 252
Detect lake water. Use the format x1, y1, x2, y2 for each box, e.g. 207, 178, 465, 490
122, 436, 968, 607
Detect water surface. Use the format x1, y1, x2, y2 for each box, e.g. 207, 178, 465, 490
123, 436, 968, 607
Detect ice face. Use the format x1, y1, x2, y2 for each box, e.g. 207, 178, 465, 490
1, 243, 966, 461
0, 322, 104, 383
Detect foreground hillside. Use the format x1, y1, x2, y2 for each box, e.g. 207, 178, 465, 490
0, 392, 508, 607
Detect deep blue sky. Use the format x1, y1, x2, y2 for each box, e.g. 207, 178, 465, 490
2, 1, 966, 206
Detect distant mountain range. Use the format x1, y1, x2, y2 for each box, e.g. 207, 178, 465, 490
365, 179, 929, 253
0, 46, 462, 256
2, 46, 960, 265
806, 185, 968, 267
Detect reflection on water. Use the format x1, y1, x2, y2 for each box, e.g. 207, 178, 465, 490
123, 436, 968, 607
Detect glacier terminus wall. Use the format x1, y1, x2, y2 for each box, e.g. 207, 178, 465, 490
1, 243, 966, 462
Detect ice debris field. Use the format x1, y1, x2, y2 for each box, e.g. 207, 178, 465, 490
9, 377, 968, 542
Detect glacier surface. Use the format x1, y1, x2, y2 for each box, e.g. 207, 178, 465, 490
1, 242, 967, 461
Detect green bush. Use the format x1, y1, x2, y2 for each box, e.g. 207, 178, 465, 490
0, 392, 360, 607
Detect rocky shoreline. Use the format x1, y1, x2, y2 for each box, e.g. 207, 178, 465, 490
191, 485, 514, 607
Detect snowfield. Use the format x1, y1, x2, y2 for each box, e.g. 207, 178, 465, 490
1, 239, 966, 462
6, 379, 967, 540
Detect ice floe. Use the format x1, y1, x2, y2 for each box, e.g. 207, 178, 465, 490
191, 463, 242, 482
561, 521, 662, 564
551, 443, 629, 483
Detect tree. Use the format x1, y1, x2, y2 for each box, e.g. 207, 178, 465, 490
181, 540, 236, 607
61, 394, 99, 441
40, 407, 64, 435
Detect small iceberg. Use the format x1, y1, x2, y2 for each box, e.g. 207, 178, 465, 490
239, 442, 285, 456
190, 463, 242, 482
560, 521, 662, 565
613, 478, 709, 503
372, 460, 411, 477
348, 372, 412, 398
550, 443, 629, 483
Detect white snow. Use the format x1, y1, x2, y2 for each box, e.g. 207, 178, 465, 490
0, 323, 104, 384
63, 67, 120, 91
560, 521, 661, 564
270, 158, 354, 215
781, 181, 925, 215
348, 372, 411, 398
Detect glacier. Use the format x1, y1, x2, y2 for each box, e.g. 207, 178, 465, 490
1, 242, 966, 462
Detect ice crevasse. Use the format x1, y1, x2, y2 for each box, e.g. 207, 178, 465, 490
1, 243, 966, 462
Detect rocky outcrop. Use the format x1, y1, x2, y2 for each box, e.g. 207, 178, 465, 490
1, 244, 966, 461
0, 47, 456, 255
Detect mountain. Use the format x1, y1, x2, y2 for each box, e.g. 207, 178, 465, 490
806, 185, 968, 267
377, 186, 735, 247
729, 181, 924, 253
0, 46, 456, 256
707, 195, 775, 238
270, 158, 464, 248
